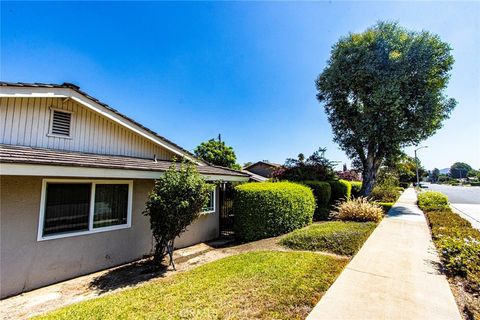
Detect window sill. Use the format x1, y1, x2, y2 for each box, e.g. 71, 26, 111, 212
37, 223, 131, 241
47, 133, 73, 139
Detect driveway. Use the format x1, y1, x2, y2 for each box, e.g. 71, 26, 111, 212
423, 182, 480, 230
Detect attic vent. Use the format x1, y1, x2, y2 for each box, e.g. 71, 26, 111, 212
50, 110, 72, 137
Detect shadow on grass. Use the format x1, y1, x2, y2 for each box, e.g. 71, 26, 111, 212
89, 258, 168, 294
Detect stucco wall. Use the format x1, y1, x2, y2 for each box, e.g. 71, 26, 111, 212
0, 176, 219, 298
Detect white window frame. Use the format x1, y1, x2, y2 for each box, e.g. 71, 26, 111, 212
47, 107, 74, 139
37, 179, 133, 241
201, 188, 216, 214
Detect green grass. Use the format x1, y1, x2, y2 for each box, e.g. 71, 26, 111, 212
36, 251, 347, 320
280, 221, 377, 256
373, 202, 394, 213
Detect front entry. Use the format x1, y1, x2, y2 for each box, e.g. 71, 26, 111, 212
219, 182, 235, 238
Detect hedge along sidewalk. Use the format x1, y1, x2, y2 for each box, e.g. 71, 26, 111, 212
307, 188, 462, 320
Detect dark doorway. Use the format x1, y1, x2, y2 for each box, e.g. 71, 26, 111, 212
219, 182, 235, 238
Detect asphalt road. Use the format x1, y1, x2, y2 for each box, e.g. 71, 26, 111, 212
423, 182, 480, 204
423, 182, 480, 229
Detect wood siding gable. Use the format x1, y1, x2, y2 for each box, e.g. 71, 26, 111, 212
0, 97, 176, 160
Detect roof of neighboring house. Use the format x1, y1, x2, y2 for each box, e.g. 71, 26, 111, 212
243, 161, 283, 170
0, 81, 202, 163
0, 144, 249, 177
242, 170, 269, 182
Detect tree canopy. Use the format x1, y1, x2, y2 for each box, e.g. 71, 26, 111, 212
272, 147, 337, 181
450, 162, 472, 179
194, 138, 241, 170
316, 22, 456, 195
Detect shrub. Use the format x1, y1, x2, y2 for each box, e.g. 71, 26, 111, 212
425, 210, 480, 240
334, 197, 384, 222
281, 221, 377, 256
314, 206, 332, 221
470, 182, 480, 186
302, 181, 331, 206
371, 184, 400, 202
302, 181, 332, 220
144, 161, 213, 264
234, 182, 315, 242
374, 202, 394, 213
350, 181, 362, 198
436, 236, 480, 290
423, 207, 480, 292
417, 191, 449, 211
328, 180, 352, 203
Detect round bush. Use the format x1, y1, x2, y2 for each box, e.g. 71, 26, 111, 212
234, 182, 315, 242
417, 191, 449, 211
329, 180, 352, 203
350, 181, 362, 198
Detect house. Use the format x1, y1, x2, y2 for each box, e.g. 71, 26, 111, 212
243, 161, 282, 179
0, 82, 249, 298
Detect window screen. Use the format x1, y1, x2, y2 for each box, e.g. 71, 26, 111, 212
43, 183, 91, 236
93, 184, 129, 228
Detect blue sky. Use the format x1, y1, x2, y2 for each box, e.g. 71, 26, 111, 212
2, 1, 479, 170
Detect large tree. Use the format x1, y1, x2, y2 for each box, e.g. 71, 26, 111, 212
316, 22, 456, 195
194, 137, 241, 170
450, 162, 472, 179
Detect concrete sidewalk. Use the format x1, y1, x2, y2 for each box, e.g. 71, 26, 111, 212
307, 188, 461, 320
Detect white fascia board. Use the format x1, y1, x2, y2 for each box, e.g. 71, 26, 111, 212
0, 86, 200, 164
0, 163, 249, 181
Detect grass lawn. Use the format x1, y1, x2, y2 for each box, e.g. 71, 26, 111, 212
36, 251, 348, 320
281, 221, 377, 256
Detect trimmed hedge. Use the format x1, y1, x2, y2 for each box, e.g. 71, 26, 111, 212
234, 182, 315, 242
328, 180, 352, 203
350, 181, 362, 198
302, 181, 332, 221
417, 191, 449, 211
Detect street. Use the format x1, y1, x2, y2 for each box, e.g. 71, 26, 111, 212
423, 182, 480, 230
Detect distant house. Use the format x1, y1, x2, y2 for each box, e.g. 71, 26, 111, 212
0, 82, 249, 298
243, 161, 282, 179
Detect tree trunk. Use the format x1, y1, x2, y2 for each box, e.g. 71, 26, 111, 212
360, 155, 380, 197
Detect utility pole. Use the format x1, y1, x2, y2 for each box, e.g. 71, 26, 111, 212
414, 146, 428, 187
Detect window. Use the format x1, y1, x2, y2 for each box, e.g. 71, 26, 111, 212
202, 189, 216, 214
49, 109, 72, 137
39, 179, 133, 240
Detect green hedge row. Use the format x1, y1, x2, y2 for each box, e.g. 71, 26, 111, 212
233, 182, 315, 242
329, 180, 352, 203
421, 192, 479, 294
470, 182, 480, 186
302, 181, 331, 220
